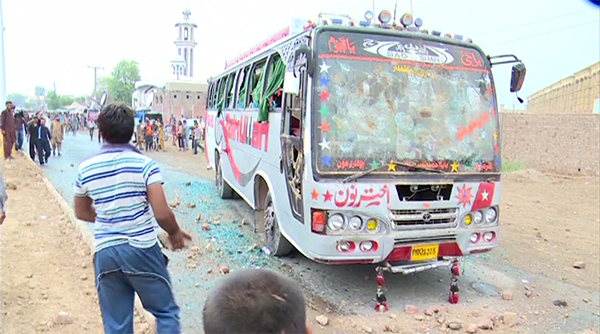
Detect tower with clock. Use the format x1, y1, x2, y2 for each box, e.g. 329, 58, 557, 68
173, 9, 198, 78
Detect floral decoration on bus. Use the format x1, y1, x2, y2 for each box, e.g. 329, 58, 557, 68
313, 31, 500, 174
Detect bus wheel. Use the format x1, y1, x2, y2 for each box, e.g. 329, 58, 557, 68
216, 154, 233, 199
263, 191, 292, 256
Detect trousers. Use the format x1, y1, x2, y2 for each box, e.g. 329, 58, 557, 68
94, 243, 181, 334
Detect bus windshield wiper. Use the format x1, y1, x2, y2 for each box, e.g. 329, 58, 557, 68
342, 160, 442, 183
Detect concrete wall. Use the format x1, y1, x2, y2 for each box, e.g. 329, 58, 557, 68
527, 62, 600, 114
500, 113, 600, 175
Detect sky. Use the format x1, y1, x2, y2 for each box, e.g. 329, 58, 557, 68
3, 0, 600, 107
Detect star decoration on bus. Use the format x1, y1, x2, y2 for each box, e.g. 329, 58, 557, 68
491, 108, 496, 117
493, 132, 498, 141
494, 145, 499, 153
319, 61, 330, 73
370, 160, 380, 169
320, 76, 330, 87
319, 105, 329, 117
388, 161, 397, 172
319, 89, 330, 102
481, 190, 489, 201
323, 190, 333, 202
311, 189, 319, 201
318, 138, 330, 150
495, 156, 500, 167
451, 162, 459, 172
318, 120, 330, 133
321, 154, 332, 167
456, 184, 474, 208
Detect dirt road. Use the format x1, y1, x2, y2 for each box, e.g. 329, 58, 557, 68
0, 155, 149, 334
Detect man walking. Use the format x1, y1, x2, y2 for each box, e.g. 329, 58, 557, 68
0, 101, 16, 160
182, 119, 190, 151
14, 110, 26, 151
35, 118, 52, 165
27, 114, 39, 160
73, 103, 190, 334
89, 119, 96, 141
50, 116, 64, 156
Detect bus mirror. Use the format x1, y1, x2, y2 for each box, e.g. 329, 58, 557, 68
283, 71, 300, 95
510, 62, 526, 93
293, 45, 312, 78
99, 91, 108, 107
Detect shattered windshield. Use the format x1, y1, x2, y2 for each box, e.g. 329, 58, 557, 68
313, 30, 499, 175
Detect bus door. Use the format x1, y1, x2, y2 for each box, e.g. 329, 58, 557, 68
280, 64, 308, 221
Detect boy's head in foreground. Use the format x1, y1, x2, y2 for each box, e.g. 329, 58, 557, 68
98, 103, 135, 144
203, 268, 312, 334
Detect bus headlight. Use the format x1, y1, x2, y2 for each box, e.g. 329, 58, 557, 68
327, 214, 346, 231
485, 207, 498, 223
473, 211, 483, 224
348, 216, 363, 231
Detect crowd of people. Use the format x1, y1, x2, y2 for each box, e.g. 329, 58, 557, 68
1, 101, 67, 165
135, 116, 206, 155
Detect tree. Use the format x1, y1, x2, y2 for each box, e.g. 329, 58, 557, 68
98, 60, 141, 105
6, 93, 26, 107
34, 86, 46, 97
46, 90, 60, 110
46, 90, 79, 110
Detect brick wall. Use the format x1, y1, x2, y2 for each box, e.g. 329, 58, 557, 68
500, 113, 600, 175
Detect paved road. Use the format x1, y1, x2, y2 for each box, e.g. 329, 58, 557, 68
38, 133, 599, 333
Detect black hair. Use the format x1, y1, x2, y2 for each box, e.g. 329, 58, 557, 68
203, 268, 306, 334
5, 101, 12, 106
97, 103, 135, 144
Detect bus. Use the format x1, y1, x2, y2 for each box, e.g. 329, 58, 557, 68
204, 10, 526, 307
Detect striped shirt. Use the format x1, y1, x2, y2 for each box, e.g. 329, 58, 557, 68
74, 145, 162, 252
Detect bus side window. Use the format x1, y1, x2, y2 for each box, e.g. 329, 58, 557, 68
235, 66, 250, 109
225, 72, 236, 109
248, 59, 267, 108
264, 54, 284, 110
284, 93, 301, 137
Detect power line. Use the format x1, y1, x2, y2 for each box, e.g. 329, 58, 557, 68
486, 20, 599, 47
476, 9, 596, 37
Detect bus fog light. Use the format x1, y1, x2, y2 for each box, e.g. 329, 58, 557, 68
469, 233, 480, 243
336, 241, 355, 253
348, 216, 363, 231
327, 214, 345, 231
360, 241, 373, 251
485, 207, 498, 223
473, 211, 483, 224
483, 231, 496, 242
366, 218, 379, 232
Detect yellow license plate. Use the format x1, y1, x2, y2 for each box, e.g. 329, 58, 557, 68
411, 244, 439, 261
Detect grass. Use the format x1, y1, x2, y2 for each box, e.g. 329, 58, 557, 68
501, 160, 526, 173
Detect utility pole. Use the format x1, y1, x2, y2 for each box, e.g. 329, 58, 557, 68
87, 65, 103, 102
0, 0, 7, 104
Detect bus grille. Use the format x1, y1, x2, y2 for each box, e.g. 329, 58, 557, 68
390, 208, 458, 230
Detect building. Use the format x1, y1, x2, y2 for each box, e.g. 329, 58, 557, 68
527, 61, 600, 114
131, 9, 207, 121
152, 81, 208, 119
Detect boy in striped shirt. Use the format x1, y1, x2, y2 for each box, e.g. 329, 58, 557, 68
74, 103, 191, 334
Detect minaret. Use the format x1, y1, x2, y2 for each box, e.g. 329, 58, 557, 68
174, 9, 197, 78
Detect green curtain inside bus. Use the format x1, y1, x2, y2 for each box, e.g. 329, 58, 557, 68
258, 58, 286, 122
251, 68, 266, 109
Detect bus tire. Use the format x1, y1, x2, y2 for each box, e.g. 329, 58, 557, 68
216, 153, 233, 199
263, 191, 293, 256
